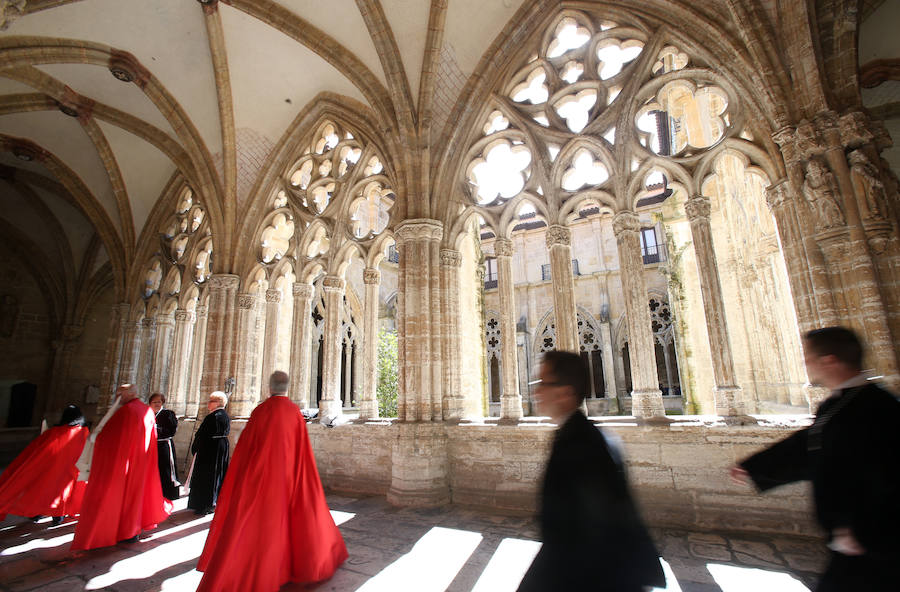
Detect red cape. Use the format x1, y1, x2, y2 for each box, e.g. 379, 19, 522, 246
0, 425, 88, 520
71, 398, 172, 550
197, 396, 347, 592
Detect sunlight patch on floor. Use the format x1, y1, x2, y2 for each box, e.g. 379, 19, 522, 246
85, 530, 208, 590
0, 532, 73, 555
653, 558, 683, 591
160, 567, 203, 591
355, 526, 483, 592
142, 513, 213, 543
331, 510, 356, 526
470, 538, 541, 592
707, 563, 811, 591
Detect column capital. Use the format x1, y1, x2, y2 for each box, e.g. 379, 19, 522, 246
494, 237, 514, 257
612, 211, 640, 238
141, 317, 155, 328
395, 219, 443, 244
208, 274, 240, 291
155, 312, 176, 327
265, 288, 282, 303
195, 304, 208, 318
765, 179, 792, 211
238, 292, 257, 309
545, 224, 572, 248
292, 282, 314, 299
323, 275, 345, 292
174, 308, 193, 323
440, 248, 462, 267
838, 111, 874, 149
115, 302, 131, 318
685, 195, 711, 221
363, 268, 381, 285
62, 323, 83, 341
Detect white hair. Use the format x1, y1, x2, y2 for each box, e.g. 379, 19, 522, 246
208, 391, 228, 407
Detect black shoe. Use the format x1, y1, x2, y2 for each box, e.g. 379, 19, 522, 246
30, 515, 45, 522
51, 516, 64, 526
118, 534, 140, 544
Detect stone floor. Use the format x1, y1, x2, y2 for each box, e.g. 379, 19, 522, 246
0, 494, 826, 592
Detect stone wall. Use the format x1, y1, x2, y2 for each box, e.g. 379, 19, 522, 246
172, 416, 818, 539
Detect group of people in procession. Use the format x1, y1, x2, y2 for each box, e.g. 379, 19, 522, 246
0, 326, 896, 591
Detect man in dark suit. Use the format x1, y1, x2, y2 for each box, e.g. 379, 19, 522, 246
518, 350, 665, 592
732, 326, 900, 591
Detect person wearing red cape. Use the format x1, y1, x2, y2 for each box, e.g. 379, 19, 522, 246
0, 404, 88, 523
71, 384, 173, 550
197, 371, 348, 592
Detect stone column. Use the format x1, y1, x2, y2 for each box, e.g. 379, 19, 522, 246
200, 274, 240, 402
118, 318, 142, 386
150, 312, 176, 395
46, 324, 83, 415
495, 238, 522, 422
185, 304, 208, 418
440, 249, 464, 420
232, 293, 262, 417
613, 211, 665, 418
137, 317, 157, 398
359, 268, 381, 419
261, 288, 282, 381
599, 321, 618, 400
320, 275, 345, 419
169, 309, 195, 416
98, 303, 130, 414
685, 195, 750, 416
546, 225, 578, 351
288, 283, 314, 409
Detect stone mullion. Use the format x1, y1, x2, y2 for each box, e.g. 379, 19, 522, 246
200, 274, 240, 403
169, 309, 194, 416
320, 276, 345, 418
288, 283, 314, 410
429, 237, 443, 421
396, 238, 408, 421
495, 238, 522, 422
613, 212, 665, 418
185, 304, 208, 418
137, 318, 157, 397
150, 313, 175, 395
685, 195, 748, 416
440, 249, 463, 421
233, 293, 263, 417
118, 319, 142, 385
545, 225, 578, 351
599, 321, 617, 400
98, 303, 129, 413
359, 268, 380, 419
261, 289, 282, 383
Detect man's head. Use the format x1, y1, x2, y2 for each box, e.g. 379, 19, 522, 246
803, 326, 864, 389
269, 370, 289, 395
148, 392, 165, 414
207, 391, 227, 411
116, 383, 139, 404
535, 350, 588, 421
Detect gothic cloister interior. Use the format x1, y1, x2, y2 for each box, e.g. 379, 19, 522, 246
0, 0, 899, 589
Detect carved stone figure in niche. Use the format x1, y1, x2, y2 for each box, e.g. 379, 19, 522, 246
802, 159, 845, 231
0, 294, 18, 338
848, 150, 885, 221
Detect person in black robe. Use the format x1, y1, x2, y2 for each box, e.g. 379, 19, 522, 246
188, 391, 230, 515
518, 350, 664, 592
732, 327, 900, 591
149, 393, 180, 500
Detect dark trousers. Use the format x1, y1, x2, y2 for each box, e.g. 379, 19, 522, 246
816, 551, 895, 592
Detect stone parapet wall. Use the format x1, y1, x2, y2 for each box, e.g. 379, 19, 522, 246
170, 416, 818, 539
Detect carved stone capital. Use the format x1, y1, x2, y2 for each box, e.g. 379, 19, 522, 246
684, 195, 711, 221
395, 219, 443, 245
794, 120, 826, 160
765, 180, 792, 211
174, 309, 193, 323
814, 110, 840, 137
141, 317, 155, 329
363, 268, 381, 285
115, 303, 130, 319
62, 323, 83, 341
612, 211, 640, 238
545, 224, 572, 248
839, 111, 874, 149
322, 275, 345, 292
208, 274, 240, 291
238, 293, 257, 309
0, 1, 26, 31
771, 126, 795, 148
265, 289, 282, 303
493, 237, 514, 257
440, 249, 462, 268
195, 304, 208, 318
292, 283, 314, 299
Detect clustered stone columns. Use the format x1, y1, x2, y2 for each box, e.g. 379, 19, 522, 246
98, 302, 130, 413
168, 308, 195, 416
388, 219, 449, 508
440, 249, 464, 421
685, 195, 750, 416
118, 317, 142, 386
233, 292, 263, 417
546, 225, 578, 351
613, 211, 665, 418
261, 288, 282, 382
494, 238, 522, 422
288, 283, 314, 409
320, 275, 345, 419
185, 304, 208, 417
136, 317, 156, 397
359, 268, 381, 419
47, 324, 83, 412
200, 274, 240, 411
150, 311, 175, 395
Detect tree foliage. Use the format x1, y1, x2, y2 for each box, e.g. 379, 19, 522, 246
376, 328, 398, 417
